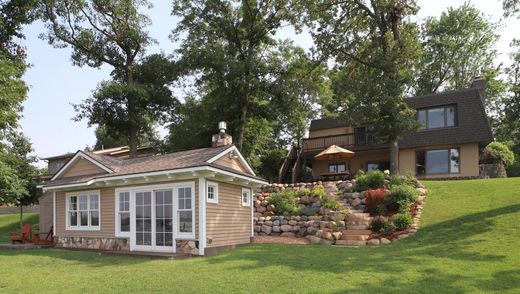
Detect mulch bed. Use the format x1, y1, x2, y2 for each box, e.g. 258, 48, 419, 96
252, 236, 310, 245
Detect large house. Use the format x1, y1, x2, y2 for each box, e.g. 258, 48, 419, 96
39, 124, 266, 256
280, 77, 493, 182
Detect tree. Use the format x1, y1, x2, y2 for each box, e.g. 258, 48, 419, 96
40, 0, 154, 158
301, 0, 421, 174
503, 0, 520, 18
414, 3, 500, 95
73, 53, 178, 152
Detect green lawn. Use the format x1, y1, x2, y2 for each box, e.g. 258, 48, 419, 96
0, 212, 38, 244
1, 178, 520, 293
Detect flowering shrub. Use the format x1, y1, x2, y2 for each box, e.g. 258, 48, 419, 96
365, 189, 389, 214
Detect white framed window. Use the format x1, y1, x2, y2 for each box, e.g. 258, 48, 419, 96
66, 190, 100, 231
177, 186, 195, 238
206, 181, 219, 204
115, 191, 131, 237
241, 188, 251, 207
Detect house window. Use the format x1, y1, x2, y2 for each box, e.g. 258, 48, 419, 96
242, 188, 251, 207
416, 148, 460, 175
328, 163, 346, 173
366, 161, 390, 172
418, 105, 457, 130
116, 191, 130, 235
207, 182, 219, 203
66, 191, 100, 230
177, 187, 193, 235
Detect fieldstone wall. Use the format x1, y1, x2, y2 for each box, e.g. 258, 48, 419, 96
54, 236, 129, 251
176, 240, 199, 255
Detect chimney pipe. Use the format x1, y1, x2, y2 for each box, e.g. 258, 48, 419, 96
218, 121, 227, 133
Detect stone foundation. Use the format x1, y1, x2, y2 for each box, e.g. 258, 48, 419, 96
176, 240, 199, 255
55, 236, 130, 251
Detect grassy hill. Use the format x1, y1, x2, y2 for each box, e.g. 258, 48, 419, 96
0, 213, 38, 244
0, 178, 519, 293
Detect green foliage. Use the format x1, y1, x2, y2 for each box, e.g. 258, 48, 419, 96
296, 188, 311, 197
321, 197, 341, 210
370, 218, 387, 232
386, 185, 419, 213
376, 204, 388, 216
268, 190, 298, 215
299, 206, 319, 216
389, 172, 417, 189
415, 3, 499, 95
383, 222, 396, 235
354, 170, 386, 192
310, 185, 326, 198
393, 213, 413, 231
481, 142, 516, 167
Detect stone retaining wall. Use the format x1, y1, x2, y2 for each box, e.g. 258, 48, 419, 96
54, 236, 130, 251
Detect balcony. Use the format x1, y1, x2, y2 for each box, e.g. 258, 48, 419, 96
301, 132, 388, 155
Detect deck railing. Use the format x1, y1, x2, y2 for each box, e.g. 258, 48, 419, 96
301, 132, 385, 153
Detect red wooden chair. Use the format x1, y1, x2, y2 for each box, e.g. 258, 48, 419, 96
33, 226, 54, 246
10, 224, 33, 244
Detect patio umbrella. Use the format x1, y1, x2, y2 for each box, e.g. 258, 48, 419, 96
314, 144, 355, 161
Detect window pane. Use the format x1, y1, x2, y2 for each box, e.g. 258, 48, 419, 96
450, 149, 460, 173
418, 110, 427, 129
164, 205, 172, 218
242, 191, 249, 204
416, 152, 426, 175
143, 192, 151, 205
120, 213, 130, 232
119, 192, 129, 212
79, 195, 88, 210
90, 211, 99, 226
69, 196, 77, 211
89, 195, 98, 210
427, 108, 445, 128
328, 165, 336, 173
426, 150, 449, 174
80, 211, 89, 226
69, 212, 77, 226
136, 193, 143, 205
208, 186, 214, 199
178, 211, 192, 233
337, 164, 346, 172
367, 163, 379, 171
446, 106, 456, 126
164, 191, 172, 204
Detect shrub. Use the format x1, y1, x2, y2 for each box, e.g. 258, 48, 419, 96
321, 196, 341, 210
299, 206, 319, 216
376, 204, 387, 215
310, 185, 326, 198
386, 185, 418, 212
383, 222, 396, 235
370, 218, 387, 232
268, 189, 298, 215
389, 172, 417, 189
364, 189, 388, 214
393, 213, 413, 230
481, 142, 515, 167
296, 188, 311, 197
354, 170, 385, 191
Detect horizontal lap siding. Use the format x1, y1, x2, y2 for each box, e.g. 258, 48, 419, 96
206, 182, 251, 247
56, 187, 115, 238
62, 158, 107, 178
55, 179, 199, 240
214, 156, 249, 174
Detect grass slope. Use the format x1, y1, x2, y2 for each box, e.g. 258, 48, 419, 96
0, 213, 38, 244
1, 178, 519, 293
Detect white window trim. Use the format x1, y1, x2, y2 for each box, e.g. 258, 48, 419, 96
114, 189, 131, 238
65, 190, 101, 231
176, 183, 196, 239
206, 181, 219, 204
241, 187, 251, 207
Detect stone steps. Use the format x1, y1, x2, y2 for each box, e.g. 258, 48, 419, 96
335, 240, 367, 246
347, 225, 371, 230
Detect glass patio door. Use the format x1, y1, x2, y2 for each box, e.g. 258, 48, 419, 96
133, 190, 174, 252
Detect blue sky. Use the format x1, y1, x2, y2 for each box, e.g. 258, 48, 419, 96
19, 0, 517, 165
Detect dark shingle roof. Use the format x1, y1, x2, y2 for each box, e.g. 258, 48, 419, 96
309, 117, 349, 131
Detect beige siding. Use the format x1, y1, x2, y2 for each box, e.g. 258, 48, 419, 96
214, 156, 249, 174
399, 143, 480, 178
309, 126, 354, 138
206, 182, 251, 247
61, 158, 107, 178
56, 187, 115, 238
48, 159, 70, 174
38, 191, 53, 234
55, 179, 200, 240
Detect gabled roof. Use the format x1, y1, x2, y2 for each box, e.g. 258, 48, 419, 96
43, 145, 265, 189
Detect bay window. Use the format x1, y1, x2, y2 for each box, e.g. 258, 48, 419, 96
66, 191, 100, 230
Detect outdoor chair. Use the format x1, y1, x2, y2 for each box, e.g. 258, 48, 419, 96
10, 224, 33, 244
33, 226, 54, 246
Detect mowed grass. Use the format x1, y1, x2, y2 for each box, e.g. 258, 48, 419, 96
1, 178, 520, 293
0, 212, 38, 244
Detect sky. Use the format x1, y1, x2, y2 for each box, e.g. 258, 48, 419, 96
18, 0, 518, 166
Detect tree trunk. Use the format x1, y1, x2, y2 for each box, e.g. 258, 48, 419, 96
389, 138, 399, 175
237, 102, 248, 152
126, 64, 138, 158
19, 205, 23, 229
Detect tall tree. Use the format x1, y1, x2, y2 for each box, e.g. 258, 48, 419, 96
40, 0, 154, 158
301, 0, 421, 174
414, 3, 499, 95
73, 53, 178, 152
503, 0, 520, 18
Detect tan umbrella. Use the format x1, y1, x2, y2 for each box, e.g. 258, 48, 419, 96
314, 144, 355, 161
